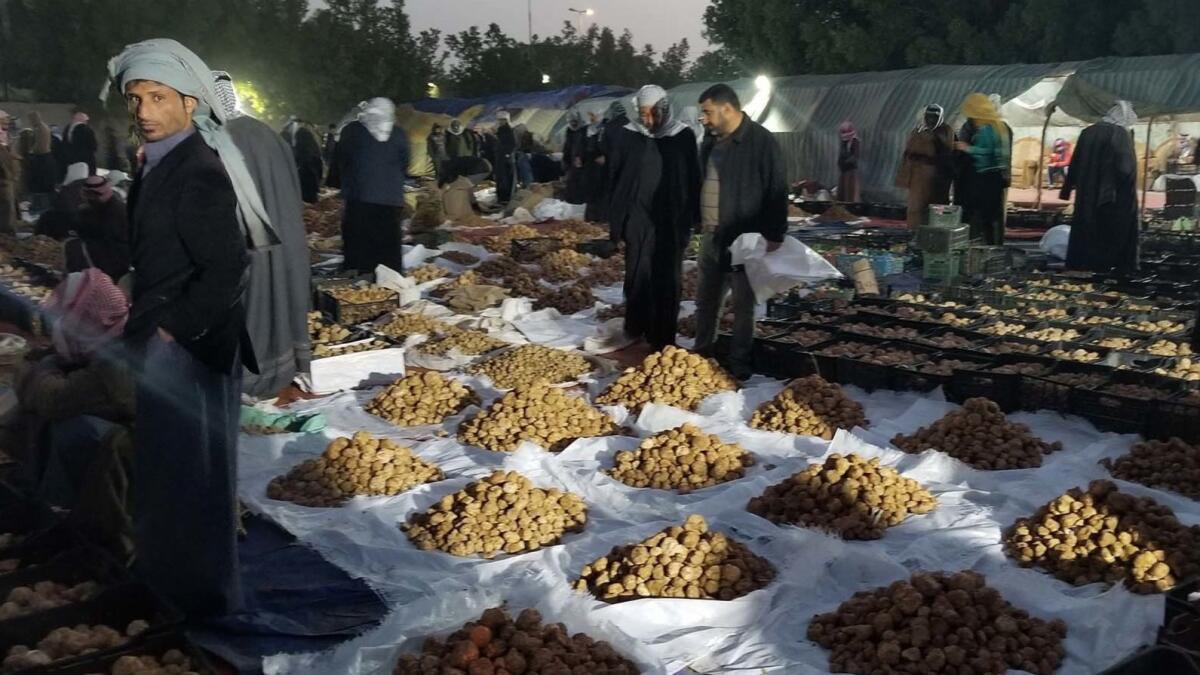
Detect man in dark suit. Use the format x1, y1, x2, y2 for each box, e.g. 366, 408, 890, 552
108, 38, 264, 617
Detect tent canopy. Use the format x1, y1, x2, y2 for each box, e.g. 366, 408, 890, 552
393, 53, 1200, 199
1056, 54, 1200, 122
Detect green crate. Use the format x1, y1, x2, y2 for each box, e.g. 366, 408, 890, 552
923, 252, 963, 282
914, 225, 970, 253
928, 204, 963, 227
965, 246, 1012, 276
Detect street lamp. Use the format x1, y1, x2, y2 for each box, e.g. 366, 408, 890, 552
568, 7, 594, 33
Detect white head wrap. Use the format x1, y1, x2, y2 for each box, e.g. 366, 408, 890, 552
988, 94, 1003, 110
627, 84, 688, 139
64, 163, 89, 185
496, 111, 511, 124
103, 39, 276, 248
211, 71, 241, 120
1103, 100, 1137, 129
359, 97, 395, 142
918, 104, 944, 132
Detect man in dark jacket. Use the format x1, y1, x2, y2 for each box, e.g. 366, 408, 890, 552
693, 84, 788, 379
108, 38, 267, 617
607, 85, 700, 349
334, 97, 409, 273
64, 110, 99, 175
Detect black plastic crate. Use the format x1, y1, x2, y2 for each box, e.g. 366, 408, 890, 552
948, 354, 1056, 411
1070, 371, 1180, 435
510, 236, 563, 262
830, 340, 936, 392
978, 335, 1048, 356
1165, 579, 1200, 632
0, 528, 88, 578
43, 630, 216, 675
797, 338, 847, 380
320, 289, 399, 325
768, 324, 837, 349
573, 238, 617, 259
0, 503, 60, 553
0, 583, 183, 668
1149, 393, 1200, 444
1020, 362, 1115, 414
974, 317, 1045, 340
892, 350, 992, 394
1082, 327, 1150, 353
909, 326, 990, 354
752, 338, 818, 380
0, 547, 130, 608
1098, 646, 1200, 675
1042, 340, 1113, 366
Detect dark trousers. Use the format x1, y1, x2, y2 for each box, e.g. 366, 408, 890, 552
623, 221, 683, 349
693, 233, 755, 372
341, 200, 404, 274
133, 337, 241, 616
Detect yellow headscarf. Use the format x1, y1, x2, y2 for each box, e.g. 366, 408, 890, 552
961, 93, 1009, 141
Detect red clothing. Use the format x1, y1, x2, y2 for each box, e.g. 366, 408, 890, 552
1049, 143, 1072, 168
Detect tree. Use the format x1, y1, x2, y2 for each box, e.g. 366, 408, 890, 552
2, 0, 442, 123
702, 0, 1200, 77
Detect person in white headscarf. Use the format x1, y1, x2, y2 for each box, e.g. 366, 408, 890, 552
211, 70, 312, 400
104, 37, 266, 617
896, 103, 954, 227
606, 84, 701, 349
332, 96, 410, 272
1060, 100, 1140, 274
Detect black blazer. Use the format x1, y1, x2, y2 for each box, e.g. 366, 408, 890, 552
699, 115, 788, 249
126, 131, 253, 375
66, 124, 98, 174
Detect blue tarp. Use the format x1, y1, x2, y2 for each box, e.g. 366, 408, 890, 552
411, 84, 633, 119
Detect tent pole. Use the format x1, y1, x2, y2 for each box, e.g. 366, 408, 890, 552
1141, 116, 1154, 226
1036, 105, 1053, 209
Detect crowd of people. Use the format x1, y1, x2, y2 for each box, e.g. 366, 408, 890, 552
0, 33, 1156, 625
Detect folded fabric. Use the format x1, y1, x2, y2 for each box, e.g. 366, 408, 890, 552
240, 407, 326, 434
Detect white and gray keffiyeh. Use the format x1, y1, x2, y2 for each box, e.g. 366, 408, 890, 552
1103, 100, 1138, 129
359, 97, 396, 142
626, 84, 689, 139
211, 71, 242, 120
103, 39, 276, 248
918, 103, 944, 132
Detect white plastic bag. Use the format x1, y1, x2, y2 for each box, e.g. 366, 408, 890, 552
728, 234, 842, 304
533, 199, 587, 222
1039, 224, 1071, 260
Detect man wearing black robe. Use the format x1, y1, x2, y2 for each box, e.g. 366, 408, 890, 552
562, 112, 588, 204
607, 85, 700, 349
494, 112, 517, 204
1060, 101, 1139, 275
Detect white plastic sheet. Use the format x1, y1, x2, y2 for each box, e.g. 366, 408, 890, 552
259, 236, 1182, 673
533, 199, 587, 222
308, 348, 406, 395
728, 234, 843, 304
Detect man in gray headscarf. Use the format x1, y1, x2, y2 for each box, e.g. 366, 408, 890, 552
607, 84, 700, 349
1061, 100, 1140, 274
104, 38, 271, 616
212, 71, 312, 400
